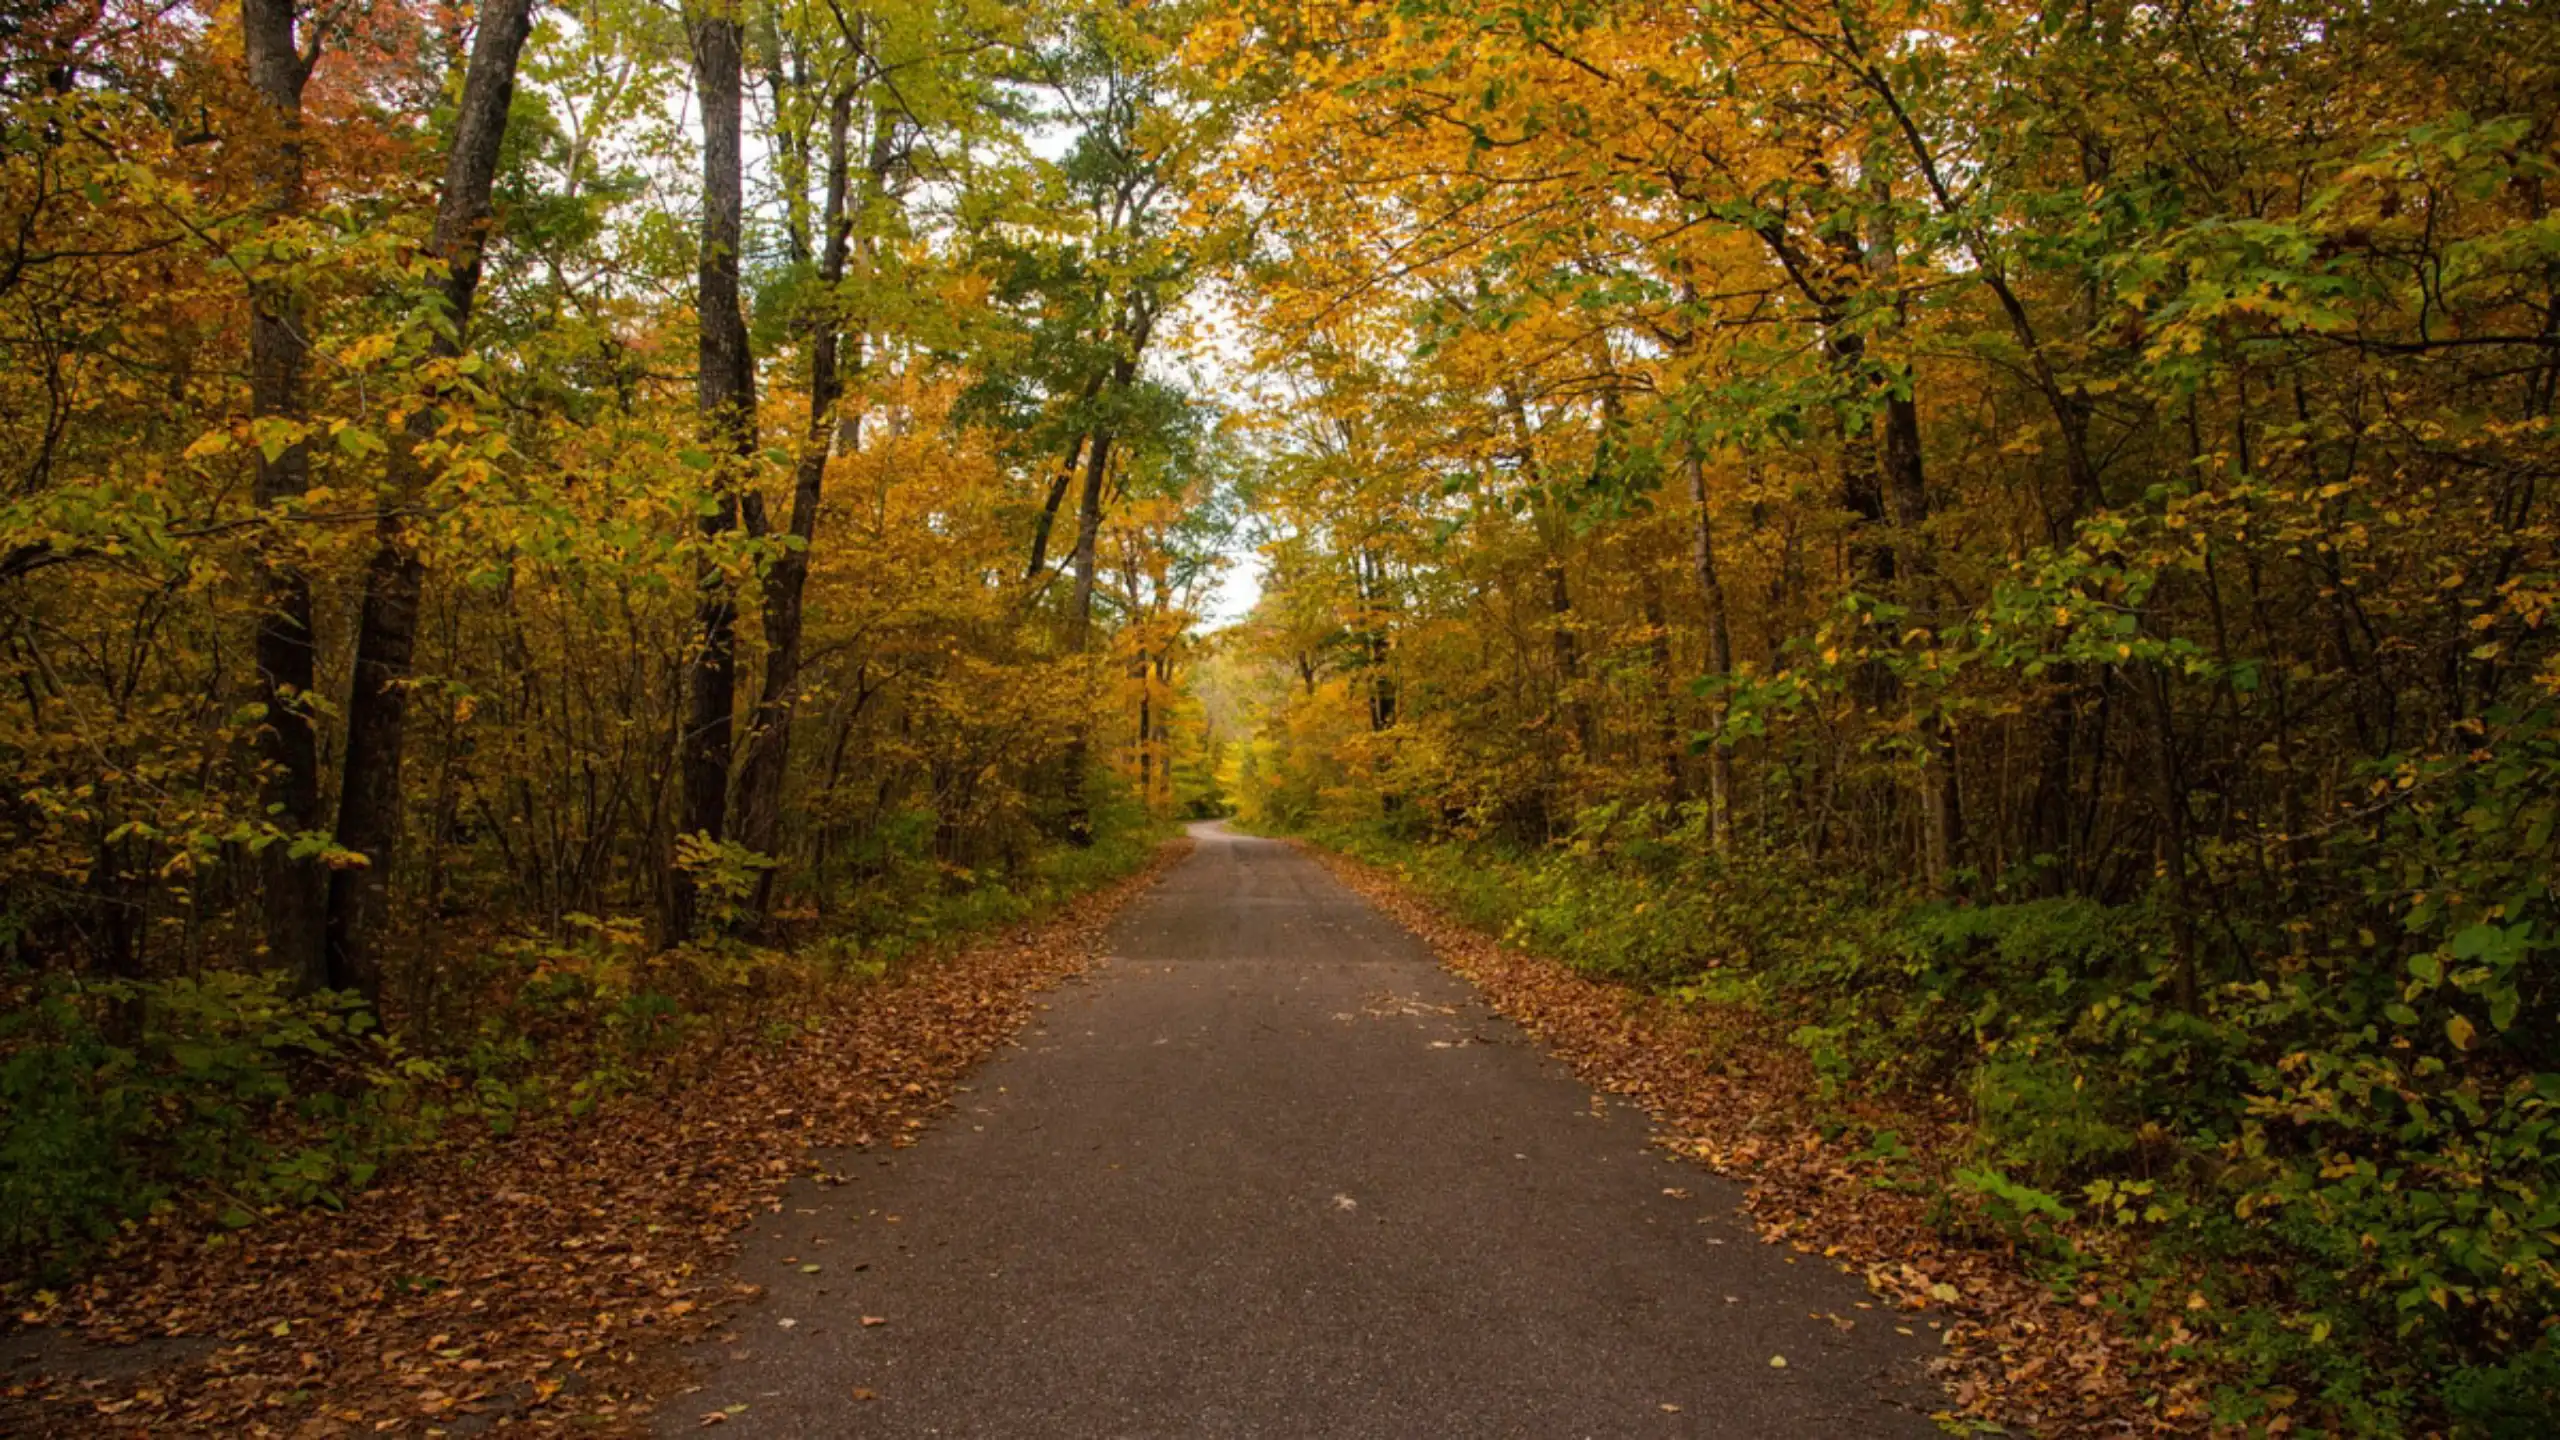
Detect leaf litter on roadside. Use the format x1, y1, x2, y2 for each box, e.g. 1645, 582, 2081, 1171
1303, 842, 2193, 1437
0, 843, 1189, 1436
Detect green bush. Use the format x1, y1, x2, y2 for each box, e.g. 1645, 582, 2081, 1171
0, 972, 427, 1283
1970, 1052, 2138, 1188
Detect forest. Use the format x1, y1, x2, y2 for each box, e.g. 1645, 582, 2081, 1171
4, 0, 2557, 1433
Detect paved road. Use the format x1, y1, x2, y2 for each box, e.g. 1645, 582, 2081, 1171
665, 824, 1937, 1437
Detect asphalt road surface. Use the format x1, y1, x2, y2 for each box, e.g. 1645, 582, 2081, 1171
664, 823, 1938, 1437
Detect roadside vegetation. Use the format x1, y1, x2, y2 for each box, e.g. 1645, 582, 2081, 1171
2, 808, 1167, 1288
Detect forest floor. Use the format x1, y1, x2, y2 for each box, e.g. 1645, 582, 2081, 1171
0, 842, 1189, 1437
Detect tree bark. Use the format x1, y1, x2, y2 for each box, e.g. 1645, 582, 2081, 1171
1642, 575, 1683, 803
1354, 547, 1396, 731
668, 1, 755, 941
735, 86, 857, 910
1027, 366, 1112, 579
1056, 426, 1114, 845
1024, 435, 1085, 578
1687, 451, 1735, 852
242, 0, 326, 991
1058, 302, 1152, 843
1065, 429, 1114, 654
326, 0, 538, 1004
1498, 384, 1594, 758
2143, 658, 2201, 1011
1864, 170, 1958, 889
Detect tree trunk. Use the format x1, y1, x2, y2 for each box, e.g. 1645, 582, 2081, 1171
1642, 575, 1683, 804
1864, 172, 1959, 889
668, 2, 755, 941
1544, 557, 1593, 756
1135, 654, 1152, 806
2143, 658, 2201, 1011
1151, 650, 1174, 812
1024, 434, 1085, 578
1057, 428, 1114, 844
1498, 384, 1593, 758
1687, 451, 1735, 852
1355, 548, 1396, 732
242, 0, 326, 991
735, 86, 856, 913
1028, 363, 1114, 579
1059, 305, 1152, 843
1066, 430, 1113, 653
326, 0, 537, 1005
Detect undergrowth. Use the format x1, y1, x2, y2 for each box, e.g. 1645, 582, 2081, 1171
0, 808, 1171, 1292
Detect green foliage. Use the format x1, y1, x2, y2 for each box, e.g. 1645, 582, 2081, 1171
672, 832, 781, 935
1950, 1165, 2076, 1256
0, 973, 429, 1282
1971, 1053, 2136, 1188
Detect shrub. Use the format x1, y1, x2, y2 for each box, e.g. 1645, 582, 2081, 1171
0, 972, 426, 1282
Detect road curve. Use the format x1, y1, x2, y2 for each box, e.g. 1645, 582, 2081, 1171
662, 823, 1937, 1437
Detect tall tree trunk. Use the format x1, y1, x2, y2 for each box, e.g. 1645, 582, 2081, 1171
668, 1, 755, 941
1642, 574, 1683, 804
1352, 547, 1400, 812
1865, 170, 1959, 889
1024, 434, 1085, 578
1498, 384, 1593, 758
1027, 364, 1113, 579
326, 0, 538, 1005
1059, 306, 1151, 843
1065, 331, 1150, 650
1543, 555, 1592, 755
735, 87, 856, 914
2143, 658, 2201, 1011
1687, 451, 1735, 852
1151, 650, 1174, 812
1355, 548, 1396, 732
1066, 430, 1113, 654
1135, 652, 1152, 807
1058, 427, 1114, 844
242, 0, 325, 991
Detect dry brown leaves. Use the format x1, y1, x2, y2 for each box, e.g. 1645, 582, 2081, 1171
1304, 843, 2209, 1437
0, 840, 1188, 1438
